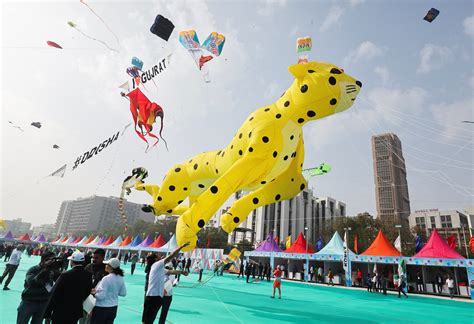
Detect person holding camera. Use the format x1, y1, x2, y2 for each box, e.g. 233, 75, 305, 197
17, 251, 59, 324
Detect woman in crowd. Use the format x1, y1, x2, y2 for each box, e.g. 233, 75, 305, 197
91, 258, 127, 324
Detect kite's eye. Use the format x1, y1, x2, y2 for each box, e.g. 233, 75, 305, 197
330, 68, 342, 74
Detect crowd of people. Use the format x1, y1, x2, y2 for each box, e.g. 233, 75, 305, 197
0, 242, 194, 324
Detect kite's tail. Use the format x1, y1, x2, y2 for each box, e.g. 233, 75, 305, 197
156, 110, 168, 151
80, 0, 120, 45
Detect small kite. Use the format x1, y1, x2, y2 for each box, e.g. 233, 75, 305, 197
302, 163, 331, 181
131, 57, 143, 70
126, 66, 140, 78
126, 88, 167, 151
150, 14, 175, 41
296, 36, 312, 64
119, 167, 149, 230
47, 41, 63, 49
67, 21, 119, 52
8, 121, 24, 132
179, 30, 225, 83
79, 0, 120, 44
423, 8, 439, 23
53, 144, 60, 149
31, 122, 42, 128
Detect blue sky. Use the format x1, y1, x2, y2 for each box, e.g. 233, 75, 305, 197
1, 0, 473, 226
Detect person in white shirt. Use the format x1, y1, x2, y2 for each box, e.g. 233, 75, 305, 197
317, 267, 323, 283
0, 244, 25, 290
90, 258, 126, 324
159, 262, 188, 324
446, 275, 455, 299
142, 242, 189, 324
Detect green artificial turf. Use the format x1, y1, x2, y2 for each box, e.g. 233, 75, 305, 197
0, 256, 472, 323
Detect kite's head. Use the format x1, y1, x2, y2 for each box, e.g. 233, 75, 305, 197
284, 61, 361, 121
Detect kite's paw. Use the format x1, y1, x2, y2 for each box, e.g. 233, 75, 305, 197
176, 216, 197, 252
220, 212, 239, 233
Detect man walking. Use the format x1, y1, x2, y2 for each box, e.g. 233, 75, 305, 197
0, 244, 25, 290
43, 252, 92, 323
130, 253, 139, 275
17, 251, 58, 324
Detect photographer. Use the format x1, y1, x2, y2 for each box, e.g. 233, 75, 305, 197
17, 251, 59, 324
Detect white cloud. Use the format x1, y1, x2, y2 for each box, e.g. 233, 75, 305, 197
374, 66, 390, 85
463, 15, 474, 37
349, 0, 366, 7
417, 44, 453, 74
430, 97, 474, 140
319, 6, 345, 32
343, 41, 384, 65
257, 0, 287, 17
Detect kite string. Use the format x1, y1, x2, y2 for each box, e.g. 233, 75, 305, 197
72, 26, 119, 53
80, 0, 120, 45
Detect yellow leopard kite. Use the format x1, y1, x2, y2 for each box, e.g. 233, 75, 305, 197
134, 61, 361, 251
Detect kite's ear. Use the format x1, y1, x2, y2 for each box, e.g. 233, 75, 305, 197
288, 63, 307, 80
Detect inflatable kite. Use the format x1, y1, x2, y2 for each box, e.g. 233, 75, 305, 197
119, 167, 149, 231
179, 30, 225, 83
424, 8, 439, 23
302, 163, 331, 181
47, 41, 62, 49
126, 88, 167, 151
132, 61, 361, 251
150, 14, 175, 41
131, 57, 143, 71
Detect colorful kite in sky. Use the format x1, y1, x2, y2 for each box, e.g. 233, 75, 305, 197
126, 88, 167, 151
296, 36, 312, 64
424, 8, 440, 23
47, 41, 63, 49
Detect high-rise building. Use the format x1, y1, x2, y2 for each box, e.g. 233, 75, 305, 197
372, 133, 411, 225
54, 195, 155, 235
228, 189, 346, 246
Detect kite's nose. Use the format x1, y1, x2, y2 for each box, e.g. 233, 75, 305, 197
356, 80, 362, 88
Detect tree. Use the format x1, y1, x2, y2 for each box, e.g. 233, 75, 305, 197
197, 227, 231, 252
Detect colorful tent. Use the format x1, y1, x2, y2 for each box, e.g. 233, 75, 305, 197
0, 231, 14, 241
109, 236, 123, 247
119, 235, 132, 247
135, 235, 154, 248
72, 236, 83, 244
52, 235, 64, 244
87, 236, 101, 246
284, 232, 316, 253
31, 235, 37, 241
316, 231, 355, 256
130, 235, 142, 247
75, 236, 89, 245
96, 236, 107, 246
83, 236, 95, 245
148, 234, 166, 248
59, 236, 69, 244
101, 235, 115, 246
63, 236, 77, 245
361, 230, 400, 256
16, 233, 31, 241
414, 229, 465, 259
35, 234, 48, 243
154, 234, 177, 252
254, 232, 282, 252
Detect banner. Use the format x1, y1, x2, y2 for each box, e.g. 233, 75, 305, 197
127, 53, 172, 90
394, 235, 401, 252
343, 231, 351, 287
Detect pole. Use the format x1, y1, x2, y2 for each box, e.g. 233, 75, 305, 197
461, 226, 469, 258
398, 228, 402, 256
305, 228, 309, 282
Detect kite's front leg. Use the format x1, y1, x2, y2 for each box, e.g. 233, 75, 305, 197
176, 158, 266, 251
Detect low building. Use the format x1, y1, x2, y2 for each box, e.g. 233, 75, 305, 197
31, 224, 56, 239
54, 195, 155, 235
3, 218, 32, 236
409, 209, 470, 254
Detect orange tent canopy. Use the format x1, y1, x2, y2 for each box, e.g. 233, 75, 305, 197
101, 235, 115, 246
83, 236, 94, 245
148, 234, 166, 248
119, 235, 132, 247
284, 232, 316, 253
361, 230, 400, 256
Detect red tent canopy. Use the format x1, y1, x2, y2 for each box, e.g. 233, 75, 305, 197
101, 235, 115, 246
16, 233, 31, 241
414, 229, 465, 259
119, 235, 132, 247
83, 236, 94, 245
72, 236, 83, 244
361, 230, 400, 256
60, 236, 69, 243
148, 234, 166, 248
284, 232, 316, 253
